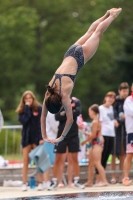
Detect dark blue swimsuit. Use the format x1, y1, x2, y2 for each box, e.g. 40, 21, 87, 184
51, 44, 84, 93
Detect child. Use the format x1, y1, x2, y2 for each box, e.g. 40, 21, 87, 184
81, 104, 108, 187
16, 91, 44, 191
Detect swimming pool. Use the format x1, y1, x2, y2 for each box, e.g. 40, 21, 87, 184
3, 192, 133, 200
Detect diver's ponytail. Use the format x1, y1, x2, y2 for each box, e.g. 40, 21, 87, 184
46, 85, 54, 95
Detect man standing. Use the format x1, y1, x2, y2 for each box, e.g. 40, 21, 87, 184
111, 82, 129, 184
48, 97, 85, 190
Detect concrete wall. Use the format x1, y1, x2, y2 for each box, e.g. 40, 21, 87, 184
1, 163, 130, 186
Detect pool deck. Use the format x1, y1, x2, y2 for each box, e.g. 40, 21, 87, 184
0, 184, 133, 199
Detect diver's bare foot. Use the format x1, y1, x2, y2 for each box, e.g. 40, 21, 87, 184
106, 10, 110, 17
110, 8, 122, 17
84, 181, 93, 187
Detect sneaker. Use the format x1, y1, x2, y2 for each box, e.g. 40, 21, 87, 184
37, 183, 44, 191
45, 181, 51, 189
74, 180, 85, 189
123, 177, 132, 186
22, 184, 27, 191
48, 180, 57, 190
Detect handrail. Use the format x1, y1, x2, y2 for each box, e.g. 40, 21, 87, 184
2, 125, 22, 129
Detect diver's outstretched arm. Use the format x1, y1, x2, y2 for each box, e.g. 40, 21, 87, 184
41, 97, 49, 142
50, 95, 74, 145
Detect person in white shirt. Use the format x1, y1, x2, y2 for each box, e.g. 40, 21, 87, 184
43, 112, 59, 189
95, 91, 118, 185
123, 85, 133, 186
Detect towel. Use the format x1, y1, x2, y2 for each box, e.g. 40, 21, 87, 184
29, 145, 51, 174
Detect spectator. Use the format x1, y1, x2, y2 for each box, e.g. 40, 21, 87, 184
95, 91, 118, 185
43, 112, 59, 189
111, 82, 129, 184
81, 104, 108, 187
123, 84, 133, 186
16, 91, 44, 191
48, 97, 85, 190
77, 115, 87, 162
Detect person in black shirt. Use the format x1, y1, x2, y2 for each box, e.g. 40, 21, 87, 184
16, 91, 44, 191
111, 82, 129, 184
48, 97, 85, 190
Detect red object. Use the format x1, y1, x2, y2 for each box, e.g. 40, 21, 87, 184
33, 112, 38, 116
131, 92, 133, 98
71, 102, 76, 107
9, 160, 23, 164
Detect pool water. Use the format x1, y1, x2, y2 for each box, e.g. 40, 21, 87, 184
3, 192, 133, 200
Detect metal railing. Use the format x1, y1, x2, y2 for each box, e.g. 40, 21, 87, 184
0, 125, 36, 180
0, 125, 22, 180
2, 125, 22, 165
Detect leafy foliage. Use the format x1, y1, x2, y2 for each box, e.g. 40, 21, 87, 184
0, 0, 133, 122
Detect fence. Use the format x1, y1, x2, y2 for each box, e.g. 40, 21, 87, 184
2, 125, 22, 164
0, 125, 36, 184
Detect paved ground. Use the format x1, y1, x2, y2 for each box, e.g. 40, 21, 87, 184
0, 184, 133, 199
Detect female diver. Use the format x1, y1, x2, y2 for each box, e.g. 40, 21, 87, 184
41, 8, 122, 145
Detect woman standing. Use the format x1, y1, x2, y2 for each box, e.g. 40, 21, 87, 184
16, 91, 44, 191
41, 8, 122, 145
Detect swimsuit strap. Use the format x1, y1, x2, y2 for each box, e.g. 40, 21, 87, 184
51, 74, 62, 95
50, 73, 76, 96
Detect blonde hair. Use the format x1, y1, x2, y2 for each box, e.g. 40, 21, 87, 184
16, 90, 41, 114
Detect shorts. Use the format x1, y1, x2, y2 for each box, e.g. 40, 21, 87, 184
43, 142, 55, 165
126, 133, 133, 153
112, 133, 126, 156
54, 135, 80, 153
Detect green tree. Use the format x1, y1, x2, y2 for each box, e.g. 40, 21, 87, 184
113, 26, 133, 89
0, 0, 133, 122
